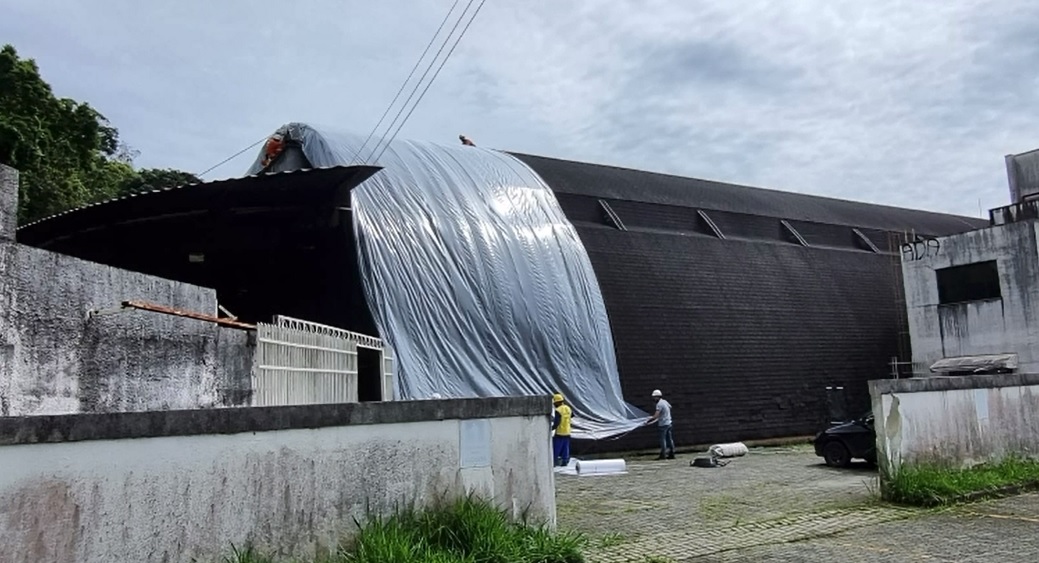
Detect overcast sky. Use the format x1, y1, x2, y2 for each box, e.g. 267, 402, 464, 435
4, 0, 1038, 217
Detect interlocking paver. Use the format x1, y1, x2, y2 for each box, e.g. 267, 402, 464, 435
556, 447, 1039, 562
697, 500, 1039, 562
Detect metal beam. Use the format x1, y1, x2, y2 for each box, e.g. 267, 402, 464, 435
852, 228, 880, 253
780, 220, 809, 247
598, 199, 627, 231
697, 210, 725, 239
101, 300, 257, 330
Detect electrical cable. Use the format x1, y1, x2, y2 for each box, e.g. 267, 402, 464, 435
351, 0, 462, 164
364, 0, 475, 163
196, 136, 268, 178
365, 0, 483, 163
199, 2, 471, 175
370, 0, 488, 164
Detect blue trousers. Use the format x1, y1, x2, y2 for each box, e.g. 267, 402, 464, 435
658, 424, 675, 457
553, 435, 571, 466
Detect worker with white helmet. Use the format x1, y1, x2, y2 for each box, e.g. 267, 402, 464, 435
644, 389, 675, 460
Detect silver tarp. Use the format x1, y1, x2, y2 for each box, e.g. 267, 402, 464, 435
247, 123, 647, 439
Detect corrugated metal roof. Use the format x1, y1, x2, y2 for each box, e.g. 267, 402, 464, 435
17, 165, 380, 247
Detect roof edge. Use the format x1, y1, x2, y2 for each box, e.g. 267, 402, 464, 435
508, 151, 986, 226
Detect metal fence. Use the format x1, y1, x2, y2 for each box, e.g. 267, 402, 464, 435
252, 316, 395, 406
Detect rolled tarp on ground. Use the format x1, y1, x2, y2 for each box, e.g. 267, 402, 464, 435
246, 123, 647, 438
575, 459, 628, 475
709, 442, 749, 458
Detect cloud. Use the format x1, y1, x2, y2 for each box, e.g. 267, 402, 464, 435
3, 0, 1038, 217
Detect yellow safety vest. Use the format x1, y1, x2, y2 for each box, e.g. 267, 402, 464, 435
555, 405, 572, 436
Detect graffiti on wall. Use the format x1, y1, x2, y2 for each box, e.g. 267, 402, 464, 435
901, 236, 941, 262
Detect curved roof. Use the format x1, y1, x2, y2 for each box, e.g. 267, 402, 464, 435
511, 153, 986, 236
17, 166, 380, 248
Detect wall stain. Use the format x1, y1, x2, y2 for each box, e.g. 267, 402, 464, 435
0, 479, 81, 563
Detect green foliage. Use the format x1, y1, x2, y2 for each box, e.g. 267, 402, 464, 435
883, 455, 1039, 507
219, 495, 587, 563
0, 44, 199, 223
120, 167, 202, 196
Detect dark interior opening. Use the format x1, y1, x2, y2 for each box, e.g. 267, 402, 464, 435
16, 167, 381, 336
936, 261, 1002, 304
357, 347, 383, 402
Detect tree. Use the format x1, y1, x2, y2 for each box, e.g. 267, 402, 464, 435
119, 168, 202, 196
0, 44, 199, 223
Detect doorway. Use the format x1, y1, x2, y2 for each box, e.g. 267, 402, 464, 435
357, 347, 383, 402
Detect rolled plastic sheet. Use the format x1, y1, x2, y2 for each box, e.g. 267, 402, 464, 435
246, 123, 647, 439
575, 459, 628, 475
709, 442, 749, 458
554, 458, 579, 476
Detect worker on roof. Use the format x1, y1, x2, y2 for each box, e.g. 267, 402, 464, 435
261, 133, 285, 169
459, 134, 476, 147
551, 393, 572, 467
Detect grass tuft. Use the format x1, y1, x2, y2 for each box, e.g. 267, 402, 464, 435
220, 495, 586, 563
883, 455, 1039, 507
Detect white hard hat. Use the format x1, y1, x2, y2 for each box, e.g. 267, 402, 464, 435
651, 389, 662, 397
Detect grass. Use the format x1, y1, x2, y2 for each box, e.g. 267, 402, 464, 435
218, 495, 587, 563
883, 455, 1039, 507
595, 532, 627, 550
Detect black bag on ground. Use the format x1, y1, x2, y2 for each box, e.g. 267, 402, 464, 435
691, 457, 729, 468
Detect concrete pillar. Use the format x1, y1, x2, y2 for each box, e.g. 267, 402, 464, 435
0, 165, 17, 241
1006, 154, 1021, 204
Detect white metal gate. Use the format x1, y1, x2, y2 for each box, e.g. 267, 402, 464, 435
252, 316, 395, 406
253, 320, 358, 406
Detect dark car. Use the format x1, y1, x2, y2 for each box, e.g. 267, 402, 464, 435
813, 411, 877, 468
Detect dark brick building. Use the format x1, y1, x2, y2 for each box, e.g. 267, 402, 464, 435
511, 153, 985, 449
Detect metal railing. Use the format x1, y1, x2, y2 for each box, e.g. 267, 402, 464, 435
252, 316, 396, 406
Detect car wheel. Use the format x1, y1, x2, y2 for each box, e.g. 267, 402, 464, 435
822, 440, 851, 468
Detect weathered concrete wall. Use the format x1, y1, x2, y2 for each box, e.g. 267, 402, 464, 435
870, 374, 1039, 476
1006, 149, 1039, 203
0, 397, 556, 563
0, 166, 15, 241
902, 219, 1039, 374
0, 165, 253, 415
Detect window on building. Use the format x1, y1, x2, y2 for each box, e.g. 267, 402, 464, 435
936, 261, 1002, 304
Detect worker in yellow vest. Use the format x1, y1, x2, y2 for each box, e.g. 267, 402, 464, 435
552, 393, 572, 467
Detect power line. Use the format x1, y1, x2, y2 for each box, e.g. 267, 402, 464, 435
363, 0, 475, 163
370, 0, 488, 164
351, 0, 462, 164
197, 136, 268, 178
364, 0, 479, 163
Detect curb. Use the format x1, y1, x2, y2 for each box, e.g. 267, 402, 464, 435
887, 479, 1039, 508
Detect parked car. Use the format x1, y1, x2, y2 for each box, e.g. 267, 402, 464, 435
813, 411, 877, 468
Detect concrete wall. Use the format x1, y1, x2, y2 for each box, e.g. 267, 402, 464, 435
0, 165, 253, 415
870, 374, 1039, 476
1006, 149, 1039, 203
0, 166, 15, 241
0, 396, 555, 563
902, 219, 1039, 374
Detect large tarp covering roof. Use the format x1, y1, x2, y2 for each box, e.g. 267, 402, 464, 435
247, 123, 647, 439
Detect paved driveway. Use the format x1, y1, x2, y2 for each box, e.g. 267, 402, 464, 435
555, 446, 1039, 562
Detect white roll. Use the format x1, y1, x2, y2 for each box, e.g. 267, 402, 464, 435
575, 459, 627, 475
708, 442, 749, 458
